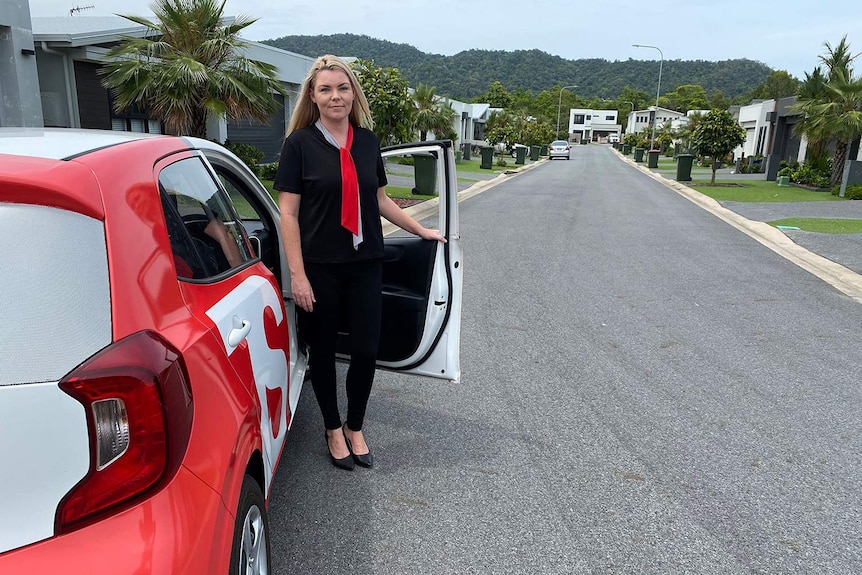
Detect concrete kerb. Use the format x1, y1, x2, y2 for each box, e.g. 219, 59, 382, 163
612, 149, 862, 304
381, 158, 547, 236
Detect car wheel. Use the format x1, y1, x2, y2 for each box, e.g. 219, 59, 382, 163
230, 475, 271, 575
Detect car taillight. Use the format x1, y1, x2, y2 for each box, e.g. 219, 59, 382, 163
56, 331, 193, 533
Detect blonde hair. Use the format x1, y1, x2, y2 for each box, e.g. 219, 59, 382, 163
287, 55, 374, 134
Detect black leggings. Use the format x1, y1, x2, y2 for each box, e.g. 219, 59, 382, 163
301, 260, 382, 432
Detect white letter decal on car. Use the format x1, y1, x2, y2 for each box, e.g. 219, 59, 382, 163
205, 276, 289, 488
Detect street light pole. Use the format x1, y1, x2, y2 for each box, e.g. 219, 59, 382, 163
632, 44, 663, 149
556, 85, 578, 140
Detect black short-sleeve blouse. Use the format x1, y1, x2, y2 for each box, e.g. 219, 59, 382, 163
274, 125, 388, 263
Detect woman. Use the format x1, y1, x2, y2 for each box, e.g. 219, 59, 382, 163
274, 55, 444, 471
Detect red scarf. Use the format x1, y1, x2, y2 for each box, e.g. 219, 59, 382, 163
340, 125, 359, 236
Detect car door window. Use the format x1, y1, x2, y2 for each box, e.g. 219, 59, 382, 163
159, 157, 254, 280
212, 165, 281, 279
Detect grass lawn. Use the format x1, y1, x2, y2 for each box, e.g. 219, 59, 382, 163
652, 158, 718, 171
385, 185, 435, 200
688, 180, 844, 202
455, 158, 518, 174
259, 180, 434, 202
767, 218, 862, 234
260, 179, 277, 202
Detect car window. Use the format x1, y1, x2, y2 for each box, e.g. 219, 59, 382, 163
213, 165, 280, 277
158, 157, 254, 280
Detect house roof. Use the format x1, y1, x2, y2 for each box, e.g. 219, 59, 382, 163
630, 106, 684, 117
31, 16, 313, 84
32, 17, 153, 46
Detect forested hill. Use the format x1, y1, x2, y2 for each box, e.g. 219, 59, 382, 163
262, 33, 773, 101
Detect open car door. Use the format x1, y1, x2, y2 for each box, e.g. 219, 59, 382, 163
343, 140, 462, 382
197, 137, 462, 385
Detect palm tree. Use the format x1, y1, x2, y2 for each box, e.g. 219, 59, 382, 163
795, 37, 862, 186
674, 111, 704, 155
795, 69, 862, 186
794, 67, 831, 172
101, 0, 285, 138
412, 83, 456, 141
820, 36, 857, 82
655, 120, 675, 152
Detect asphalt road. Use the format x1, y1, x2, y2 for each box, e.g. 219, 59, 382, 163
268, 144, 862, 575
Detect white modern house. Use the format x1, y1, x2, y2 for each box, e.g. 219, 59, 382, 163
668, 109, 710, 133
625, 105, 684, 136
444, 100, 493, 152
733, 99, 776, 160
566, 108, 621, 143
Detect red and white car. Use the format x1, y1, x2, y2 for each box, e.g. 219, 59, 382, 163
0, 128, 462, 574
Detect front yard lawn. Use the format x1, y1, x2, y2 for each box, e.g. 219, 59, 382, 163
688, 180, 845, 202
767, 218, 862, 234
258, 180, 434, 202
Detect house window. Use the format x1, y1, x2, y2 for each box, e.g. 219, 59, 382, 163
573, 114, 585, 124
606, 115, 614, 121
108, 97, 164, 134
586, 115, 592, 120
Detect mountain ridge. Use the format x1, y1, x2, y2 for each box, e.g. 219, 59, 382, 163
262, 33, 773, 101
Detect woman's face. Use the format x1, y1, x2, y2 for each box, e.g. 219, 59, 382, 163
310, 69, 354, 125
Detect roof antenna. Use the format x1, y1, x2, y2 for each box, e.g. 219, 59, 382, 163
69, 5, 95, 16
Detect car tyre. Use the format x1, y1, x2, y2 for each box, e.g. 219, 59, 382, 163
230, 475, 271, 575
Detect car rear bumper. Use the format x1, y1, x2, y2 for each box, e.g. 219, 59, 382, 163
0, 465, 233, 574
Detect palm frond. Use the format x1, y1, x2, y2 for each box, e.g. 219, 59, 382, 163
99, 0, 286, 136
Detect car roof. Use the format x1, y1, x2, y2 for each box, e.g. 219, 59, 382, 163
0, 128, 168, 160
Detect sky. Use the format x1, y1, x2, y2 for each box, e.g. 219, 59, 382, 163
28, 0, 862, 81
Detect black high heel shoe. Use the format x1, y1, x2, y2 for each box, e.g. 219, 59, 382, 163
343, 425, 374, 468
325, 431, 354, 471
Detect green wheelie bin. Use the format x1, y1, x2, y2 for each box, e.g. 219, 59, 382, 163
480, 146, 494, 169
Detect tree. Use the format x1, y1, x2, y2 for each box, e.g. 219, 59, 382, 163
690, 109, 746, 184
352, 59, 415, 146
101, 0, 285, 138
521, 119, 555, 147
747, 70, 800, 100
475, 81, 513, 108
485, 110, 518, 155
412, 83, 456, 141
655, 120, 675, 151
618, 86, 652, 111
795, 69, 862, 186
793, 67, 831, 172
820, 35, 857, 82
674, 110, 705, 154
509, 88, 533, 113
661, 84, 709, 113
708, 89, 731, 111
794, 37, 862, 186
531, 89, 560, 124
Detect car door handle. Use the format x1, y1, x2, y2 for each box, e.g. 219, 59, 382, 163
228, 316, 252, 347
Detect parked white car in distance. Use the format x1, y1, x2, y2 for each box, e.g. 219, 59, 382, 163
548, 140, 571, 160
